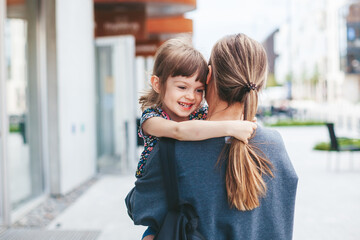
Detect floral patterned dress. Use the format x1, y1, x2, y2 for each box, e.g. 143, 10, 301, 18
136, 106, 208, 178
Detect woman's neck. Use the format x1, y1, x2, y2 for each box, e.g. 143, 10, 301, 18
207, 100, 244, 121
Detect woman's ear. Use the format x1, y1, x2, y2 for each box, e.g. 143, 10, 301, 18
151, 75, 161, 93
206, 65, 212, 85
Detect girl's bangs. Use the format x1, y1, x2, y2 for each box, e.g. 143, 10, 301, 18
171, 53, 208, 84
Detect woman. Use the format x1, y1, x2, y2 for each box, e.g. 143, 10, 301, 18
126, 33, 298, 240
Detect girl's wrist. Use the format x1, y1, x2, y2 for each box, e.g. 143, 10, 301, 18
226, 121, 235, 137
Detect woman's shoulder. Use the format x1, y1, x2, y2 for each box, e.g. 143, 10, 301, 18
253, 125, 283, 142
252, 125, 296, 175
251, 125, 289, 157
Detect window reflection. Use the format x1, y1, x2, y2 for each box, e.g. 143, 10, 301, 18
5, 0, 44, 211
5, 18, 32, 210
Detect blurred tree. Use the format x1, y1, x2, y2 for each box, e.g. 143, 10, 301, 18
301, 66, 307, 83
285, 73, 292, 83
310, 64, 319, 86
285, 73, 293, 100
266, 73, 280, 87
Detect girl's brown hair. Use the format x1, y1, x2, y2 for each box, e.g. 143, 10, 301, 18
210, 33, 273, 211
139, 37, 208, 111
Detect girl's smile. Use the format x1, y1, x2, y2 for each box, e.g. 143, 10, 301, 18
178, 101, 194, 110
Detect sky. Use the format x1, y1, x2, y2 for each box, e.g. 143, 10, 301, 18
186, 0, 290, 59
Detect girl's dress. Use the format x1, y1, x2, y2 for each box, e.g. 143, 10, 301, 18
136, 106, 207, 178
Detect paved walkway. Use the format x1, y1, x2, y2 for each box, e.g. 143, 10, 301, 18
46, 175, 144, 240
46, 126, 360, 240
279, 126, 360, 240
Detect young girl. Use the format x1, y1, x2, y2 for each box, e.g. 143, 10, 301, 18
136, 38, 256, 240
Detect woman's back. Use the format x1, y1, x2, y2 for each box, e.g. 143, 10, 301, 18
126, 126, 298, 240
175, 126, 298, 240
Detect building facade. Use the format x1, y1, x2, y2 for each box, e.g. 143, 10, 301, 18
0, 0, 196, 227
0, 0, 98, 227
339, 1, 360, 102
262, 0, 360, 136
273, 0, 360, 103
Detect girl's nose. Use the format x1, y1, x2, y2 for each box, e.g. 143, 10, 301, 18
186, 91, 195, 100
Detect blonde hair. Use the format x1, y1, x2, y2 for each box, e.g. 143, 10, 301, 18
210, 34, 274, 211
139, 37, 208, 111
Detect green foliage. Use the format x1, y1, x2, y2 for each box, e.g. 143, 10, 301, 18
285, 73, 292, 83
266, 120, 325, 127
314, 138, 360, 151
266, 73, 279, 87
9, 124, 20, 133
314, 142, 331, 150
310, 64, 320, 85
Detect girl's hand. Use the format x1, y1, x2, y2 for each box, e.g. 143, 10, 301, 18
232, 121, 257, 144
143, 235, 155, 240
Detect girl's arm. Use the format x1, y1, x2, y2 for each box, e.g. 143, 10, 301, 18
142, 117, 256, 143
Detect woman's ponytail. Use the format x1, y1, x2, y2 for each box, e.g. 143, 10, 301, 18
211, 34, 273, 211
226, 91, 273, 210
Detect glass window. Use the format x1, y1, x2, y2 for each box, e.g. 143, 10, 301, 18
6, 1, 44, 212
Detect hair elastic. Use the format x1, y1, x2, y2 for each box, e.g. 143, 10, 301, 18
246, 82, 257, 92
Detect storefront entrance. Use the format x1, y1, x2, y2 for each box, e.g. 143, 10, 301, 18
95, 36, 138, 173
0, 0, 45, 226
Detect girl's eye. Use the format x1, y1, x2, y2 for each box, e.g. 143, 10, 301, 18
178, 86, 186, 90
196, 89, 204, 93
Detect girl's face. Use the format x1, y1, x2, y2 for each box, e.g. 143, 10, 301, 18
161, 75, 204, 122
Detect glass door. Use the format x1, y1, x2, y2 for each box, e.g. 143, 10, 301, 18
95, 36, 137, 174
5, 0, 44, 212
96, 45, 117, 171
6, 18, 32, 210
0, 0, 7, 228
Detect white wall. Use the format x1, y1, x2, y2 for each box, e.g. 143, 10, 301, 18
343, 75, 360, 102
56, 0, 96, 194
135, 57, 146, 117
135, 56, 154, 116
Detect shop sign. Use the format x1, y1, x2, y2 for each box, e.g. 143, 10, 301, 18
95, 5, 146, 39
6, 0, 25, 5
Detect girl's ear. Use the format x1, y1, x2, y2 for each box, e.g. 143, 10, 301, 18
151, 75, 161, 93
206, 65, 212, 85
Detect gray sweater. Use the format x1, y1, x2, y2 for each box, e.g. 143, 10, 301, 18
126, 126, 298, 240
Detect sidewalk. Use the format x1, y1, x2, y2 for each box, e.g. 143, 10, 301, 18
277, 126, 360, 240
46, 126, 360, 240
46, 175, 145, 240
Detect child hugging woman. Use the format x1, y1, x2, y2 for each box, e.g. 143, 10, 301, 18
136, 37, 256, 240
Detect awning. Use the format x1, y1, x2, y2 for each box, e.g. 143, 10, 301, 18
94, 0, 196, 17
147, 16, 192, 34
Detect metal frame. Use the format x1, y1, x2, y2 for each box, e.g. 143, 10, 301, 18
0, 0, 11, 227
41, 0, 59, 197
38, 0, 49, 195
36, 0, 51, 196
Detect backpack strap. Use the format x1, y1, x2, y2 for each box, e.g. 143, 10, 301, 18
159, 137, 179, 211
